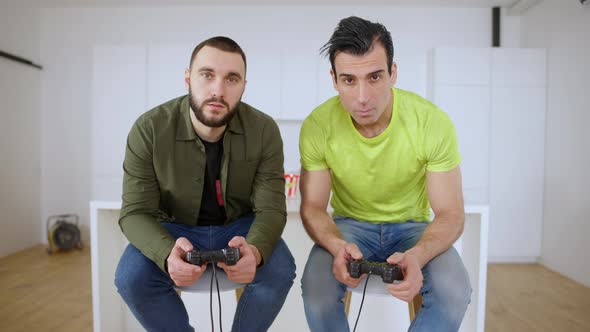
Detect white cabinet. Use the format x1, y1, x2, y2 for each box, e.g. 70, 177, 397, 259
433, 84, 491, 204
91, 45, 146, 201
429, 47, 493, 205
491, 49, 546, 88
430, 47, 546, 262
279, 47, 318, 120
241, 47, 282, 119
431, 47, 491, 86
146, 43, 194, 110
315, 57, 336, 105
489, 48, 546, 260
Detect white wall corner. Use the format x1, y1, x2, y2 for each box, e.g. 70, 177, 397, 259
501, 7, 522, 47
507, 0, 543, 16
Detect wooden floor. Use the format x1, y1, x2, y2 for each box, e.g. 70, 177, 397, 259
0, 245, 92, 332
486, 263, 590, 332
1, 245, 589, 331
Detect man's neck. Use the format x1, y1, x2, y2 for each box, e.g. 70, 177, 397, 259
354, 92, 394, 138
354, 110, 392, 138
190, 110, 226, 142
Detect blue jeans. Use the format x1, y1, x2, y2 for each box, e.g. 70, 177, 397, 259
115, 215, 296, 332
301, 217, 471, 332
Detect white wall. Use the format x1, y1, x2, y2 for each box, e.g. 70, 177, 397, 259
39, 5, 492, 244
0, 4, 42, 257
501, 8, 521, 47
429, 47, 547, 262
520, 0, 590, 287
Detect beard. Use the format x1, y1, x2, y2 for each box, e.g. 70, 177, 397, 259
189, 85, 240, 128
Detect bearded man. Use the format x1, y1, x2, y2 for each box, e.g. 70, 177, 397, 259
114, 36, 295, 332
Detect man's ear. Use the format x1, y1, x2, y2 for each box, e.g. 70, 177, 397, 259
330, 68, 337, 90
390, 62, 398, 86
184, 69, 190, 91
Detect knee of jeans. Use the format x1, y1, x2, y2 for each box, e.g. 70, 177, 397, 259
445, 281, 471, 312
426, 275, 471, 320
450, 266, 472, 308
271, 244, 297, 282
256, 251, 296, 293
114, 261, 150, 295
302, 270, 339, 304
287, 266, 297, 284
302, 283, 345, 319
272, 261, 296, 291
426, 249, 471, 306
301, 248, 336, 300
301, 270, 313, 298
445, 285, 471, 326
301, 263, 320, 295
283, 253, 297, 282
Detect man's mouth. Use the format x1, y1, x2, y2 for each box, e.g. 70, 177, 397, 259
357, 108, 374, 117
207, 102, 225, 109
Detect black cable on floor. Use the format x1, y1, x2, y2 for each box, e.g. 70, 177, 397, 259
353, 275, 370, 332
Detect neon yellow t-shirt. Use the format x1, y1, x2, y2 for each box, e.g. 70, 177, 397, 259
299, 88, 461, 223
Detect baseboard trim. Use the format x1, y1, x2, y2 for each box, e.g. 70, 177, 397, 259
488, 256, 540, 263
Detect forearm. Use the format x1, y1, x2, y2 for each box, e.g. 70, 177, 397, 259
119, 213, 175, 271
405, 211, 464, 268
246, 209, 286, 266
300, 205, 346, 256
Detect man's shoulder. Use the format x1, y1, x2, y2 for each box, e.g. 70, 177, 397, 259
302, 95, 346, 131
309, 95, 342, 119
396, 88, 437, 112
237, 101, 276, 124
396, 88, 450, 124
233, 102, 282, 139
135, 95, 187, 129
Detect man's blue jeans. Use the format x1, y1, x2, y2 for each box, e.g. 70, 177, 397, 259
301, 217, 471, 332
114, 215, 296, 332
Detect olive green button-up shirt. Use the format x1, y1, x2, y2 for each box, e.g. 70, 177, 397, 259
119, 95, 287, 271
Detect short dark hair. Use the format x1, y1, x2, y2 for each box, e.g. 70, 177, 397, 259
189, 36, 247, 73
320, 16, 394, 77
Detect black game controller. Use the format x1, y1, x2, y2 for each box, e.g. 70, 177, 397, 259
185, 247, 241, 266
348, 259, 403, 284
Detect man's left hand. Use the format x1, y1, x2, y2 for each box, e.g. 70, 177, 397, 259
385, 252, 424, 302
217, 236, 260, 284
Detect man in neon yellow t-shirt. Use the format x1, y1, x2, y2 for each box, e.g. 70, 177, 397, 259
300, 16, 471, 332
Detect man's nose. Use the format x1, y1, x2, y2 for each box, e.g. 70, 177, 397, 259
211, 79, 225, 98
357, 82, 370, 105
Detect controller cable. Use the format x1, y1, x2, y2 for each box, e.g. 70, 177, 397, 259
209, 266, 223, 332
352, 275, 371, 332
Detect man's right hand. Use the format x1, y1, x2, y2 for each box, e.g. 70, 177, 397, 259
332, 242, 364, 288
166, 237, 206, 287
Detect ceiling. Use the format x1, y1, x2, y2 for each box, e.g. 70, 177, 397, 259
6, 0, 525, 7
4, 0, 544, 14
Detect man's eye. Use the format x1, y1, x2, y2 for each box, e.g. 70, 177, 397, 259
227, 76, 239, 83
201, 72, 213, 79
371, 74, 382, 81
343, 78, 354, 85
